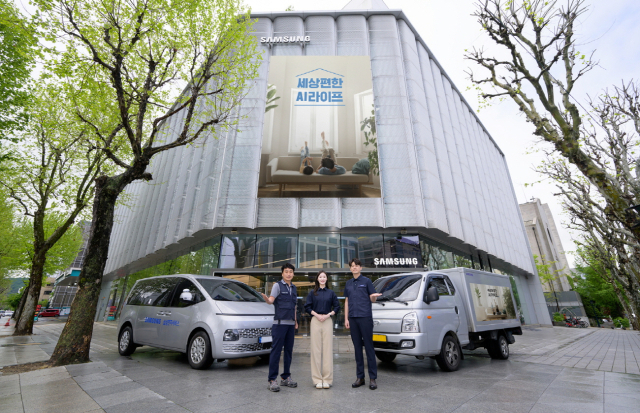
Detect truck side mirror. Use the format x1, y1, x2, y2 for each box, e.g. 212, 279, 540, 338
425, 286, 439, 304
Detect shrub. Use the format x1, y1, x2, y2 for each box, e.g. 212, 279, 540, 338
553, 312, 564, 322
614, 317, 630, 329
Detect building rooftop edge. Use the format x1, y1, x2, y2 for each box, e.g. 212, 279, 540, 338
249, 9, 505, 157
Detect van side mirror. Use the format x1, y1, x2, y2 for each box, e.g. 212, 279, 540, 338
425, 286, 439, 304
179, 289, 194, 303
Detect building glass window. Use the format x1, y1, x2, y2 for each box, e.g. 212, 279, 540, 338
420, 236, 454, 269
255, 235, 297, 268
454, 254, 474, 268
298, 234, 341, 268
220, 235, 258, 269
341, 234, 384, 268
381, 234, 422, 268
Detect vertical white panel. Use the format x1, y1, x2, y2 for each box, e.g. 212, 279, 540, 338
272, 17, 304, 56
336, 15, 369, 56
368, 15, 425, 227
304, 16, 336, 56
397, 21, 448, 232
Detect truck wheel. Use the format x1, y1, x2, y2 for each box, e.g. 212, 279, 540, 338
188, 331, 214, 370
487, 335, 509, 360
375, 351, 397, 363
118, 326, 136, 356
435, 335, 461, 372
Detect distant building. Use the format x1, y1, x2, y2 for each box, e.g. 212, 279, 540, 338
50, 222, 90, 310
519, 198, 586, 318
38, 277, 55, 303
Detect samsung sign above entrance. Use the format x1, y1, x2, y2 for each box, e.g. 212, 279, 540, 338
260, 36, 311, 44
374, 258, 420, 266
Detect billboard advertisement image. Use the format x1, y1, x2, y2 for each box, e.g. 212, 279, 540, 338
259, 56, 381, 198
470, 282, 517, 322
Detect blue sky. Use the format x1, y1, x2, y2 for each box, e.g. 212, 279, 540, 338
246, 0, 640, 267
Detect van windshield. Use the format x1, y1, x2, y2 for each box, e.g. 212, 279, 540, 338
197, 279, 265, 302
373, 274, 422, 302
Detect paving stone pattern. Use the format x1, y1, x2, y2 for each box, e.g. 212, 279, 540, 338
1, 317, 640, 412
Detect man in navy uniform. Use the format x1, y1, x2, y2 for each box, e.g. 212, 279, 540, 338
344, 258, 382, 390
261, 263, 298, 392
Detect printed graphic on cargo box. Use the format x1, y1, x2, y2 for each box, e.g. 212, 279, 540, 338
470, 282, 517, 322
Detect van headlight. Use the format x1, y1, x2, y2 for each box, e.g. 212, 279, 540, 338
223, 329, 239, 341
402, 312, 419, 333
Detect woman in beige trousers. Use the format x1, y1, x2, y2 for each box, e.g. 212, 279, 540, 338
304, 271, 341, 389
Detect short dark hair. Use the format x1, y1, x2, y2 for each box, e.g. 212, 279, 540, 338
348, 258, 362, 268
321, 158, 334, 169
281, 263, 295, 273
303, 165, 313, 175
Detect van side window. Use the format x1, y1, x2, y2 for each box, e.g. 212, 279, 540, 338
444, 277, 456, 295
171, 280, 204, 307
131, 278, 178, 307
428, 277, 450, 296
127, 283, 147, 306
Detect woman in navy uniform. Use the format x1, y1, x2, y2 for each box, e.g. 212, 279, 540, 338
305, 271, 340, 389
344, 258, 381, 390
261, 263, 299, 392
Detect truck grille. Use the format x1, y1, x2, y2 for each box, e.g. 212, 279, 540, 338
237, 328, 272, 338
223, 342, 272, 353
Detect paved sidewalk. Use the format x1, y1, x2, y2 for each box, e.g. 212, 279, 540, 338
2, 319, 640, 412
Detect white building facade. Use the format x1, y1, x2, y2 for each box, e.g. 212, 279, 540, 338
95, 1, 551, 331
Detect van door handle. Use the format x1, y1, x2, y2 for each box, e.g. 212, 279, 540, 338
157, 311, 165, 316
455, 306, 458, 314
164, 312, 171, 316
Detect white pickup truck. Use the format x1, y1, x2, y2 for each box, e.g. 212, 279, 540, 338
371, 268, 522, 371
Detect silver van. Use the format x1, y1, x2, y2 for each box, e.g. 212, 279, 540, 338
371, 268, 522, 372
117, 275, 275, 369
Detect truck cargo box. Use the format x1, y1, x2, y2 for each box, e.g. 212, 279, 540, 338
439, 268, 521, 333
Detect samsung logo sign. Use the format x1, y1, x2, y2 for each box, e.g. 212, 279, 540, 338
373, 258, 419, 266
261, 36, 311, 44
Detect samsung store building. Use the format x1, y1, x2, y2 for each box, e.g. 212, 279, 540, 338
95, 0, 552, 334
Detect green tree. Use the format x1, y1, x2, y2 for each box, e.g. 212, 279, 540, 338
0, 0, 38, 157
0, 83, 106, 335
533, 254, 565, 312
37, 0, 260, 366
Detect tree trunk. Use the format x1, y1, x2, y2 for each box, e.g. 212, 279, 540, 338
13, 254, 47, 335
12, 285, 29, 321
48, 175, 126, 366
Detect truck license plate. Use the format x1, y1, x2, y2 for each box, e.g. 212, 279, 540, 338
372, 334, 387, 342
259, 336, 272, 344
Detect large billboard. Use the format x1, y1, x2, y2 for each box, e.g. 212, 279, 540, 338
258, 56, 381, 198
470, 282, 517, 322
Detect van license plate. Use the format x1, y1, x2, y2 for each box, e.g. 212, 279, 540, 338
259, 336, 272, 344
372, 334, 387, 342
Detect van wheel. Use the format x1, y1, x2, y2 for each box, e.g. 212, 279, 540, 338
375, 351, 397, 363
487, 335, 509, 360
435, 335, 461, 372
188, 331, 214, 370
118, 326, 136, 356
259, 354, 270, 361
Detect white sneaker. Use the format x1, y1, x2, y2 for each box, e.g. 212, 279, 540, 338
315, 383, 323, 389
322, 382, 330, 389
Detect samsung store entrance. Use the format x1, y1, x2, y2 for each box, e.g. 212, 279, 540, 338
103, 231, 528, 336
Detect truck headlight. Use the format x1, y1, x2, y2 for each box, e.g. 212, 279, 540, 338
223, 329, 239, 341
402, 312, 419, 333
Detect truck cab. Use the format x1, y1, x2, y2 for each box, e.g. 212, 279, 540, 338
371, 268, 522, 371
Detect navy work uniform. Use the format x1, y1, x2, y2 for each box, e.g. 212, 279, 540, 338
268, 280, 298, 382
344, 275, 377, 380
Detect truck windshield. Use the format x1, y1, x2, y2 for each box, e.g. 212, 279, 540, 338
197, 279, 265, 302
373, 274, 422, 302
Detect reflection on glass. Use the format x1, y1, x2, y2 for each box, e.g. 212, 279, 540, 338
373, 273, 422, 302
220, 235, 257, 268
127, 277, 178, 306
298, 234, 341, 268
380, 235, 422, 268
341, 234, 383, 268
198, 279, 264, 302
255, 235, 297, 268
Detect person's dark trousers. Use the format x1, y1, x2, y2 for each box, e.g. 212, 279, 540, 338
268, 323, 295, 381
349, 317, 377, 379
